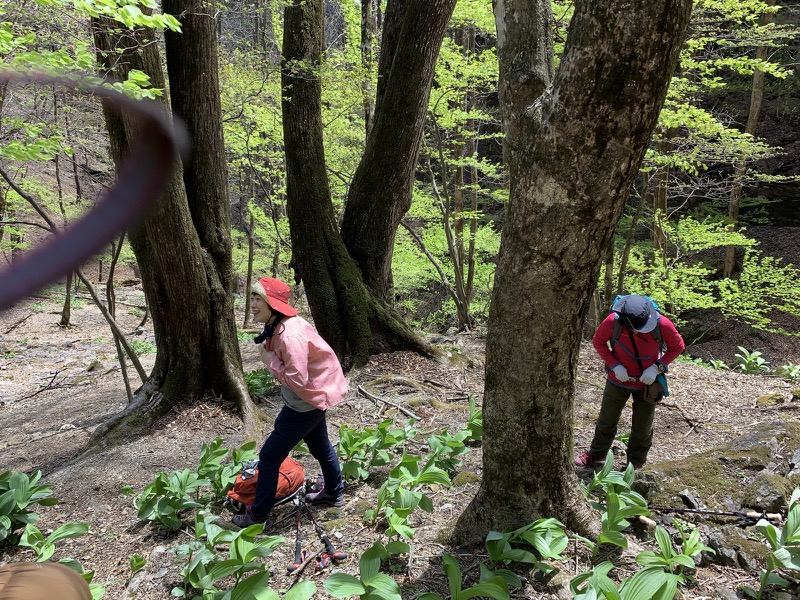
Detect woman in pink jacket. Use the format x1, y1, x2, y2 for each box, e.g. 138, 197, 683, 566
574, 295, 684, 470
232, 277, 347, 529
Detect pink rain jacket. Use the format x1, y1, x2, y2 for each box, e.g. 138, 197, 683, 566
592, 313, 685, 390
264, 316, 348, 410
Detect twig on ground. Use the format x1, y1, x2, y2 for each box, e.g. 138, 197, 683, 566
357, 384, 420, 420
659, 401, 702, 432
423, 378, 448, 388
15, 370, 67, 400
291, 545, 321, 579
4, 313, 33, 334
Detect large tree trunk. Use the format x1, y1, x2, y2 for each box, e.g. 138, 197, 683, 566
162, 0, 258, 430
453, 0, 692, 545
281, 0, 427, 367
91, 14, 263, 443
340, 0, 457, 302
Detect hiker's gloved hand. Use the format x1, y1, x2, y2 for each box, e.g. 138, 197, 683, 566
640, 364, 660, 385
612, 364, 630, 382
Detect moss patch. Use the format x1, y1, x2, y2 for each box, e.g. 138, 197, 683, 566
755, 393, 785, 407
645, 422, 800, 510
452, 471, 481, 486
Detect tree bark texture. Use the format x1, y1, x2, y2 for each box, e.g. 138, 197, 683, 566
92, 16, 262, 443
453, 0, 692, 544
163, 0, 254, 421
341, 0, 457, 302
281, 0, 429, 367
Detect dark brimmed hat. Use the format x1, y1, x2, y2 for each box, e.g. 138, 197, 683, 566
612, 295, 658, 333
251, 277, 298, 317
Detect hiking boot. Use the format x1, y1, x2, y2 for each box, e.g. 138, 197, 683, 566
306, 487, 344, 507
626, 461, 645, 471
231, 507, 271, 530
574, 450, 604, 468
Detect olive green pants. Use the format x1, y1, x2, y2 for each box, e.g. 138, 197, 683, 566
588, 380, 656, 466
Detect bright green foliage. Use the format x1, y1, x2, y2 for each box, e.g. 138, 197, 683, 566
775, 364, 800, 381
127, 469, 208, 531
747, 487, 800, 599
484, 518, 568, 578
417, 554, 510, 600
323, 541, 404, 600
338, 419, 415, 482
734, 346, 771, 373
124, 438, 257, 531
196, 438, 258, 502
394, 0, 502, 329
648, 0, 790, 173
636, 523, 712, 583
0, 470, 58, 544
621, 217, 800, 334
426, 429, 470, 477
172, 510, 285, 598
19, 521, 90, 562
244, 368, 278, 397
570, 562, 681, 600
130, 553, 147, 574
464, 396, 483, 442
129, 340, 156, 356
718, 251, 800, 335
579, 452, 649, 556
364, 452, 451, 540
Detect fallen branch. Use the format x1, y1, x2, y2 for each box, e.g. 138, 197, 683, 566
357, 385, 420, 420
4, 313, 33, 334
659, 401, 703, 432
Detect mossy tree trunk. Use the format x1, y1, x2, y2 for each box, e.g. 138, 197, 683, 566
281, 0, 429, 367
91, 11, 263, 444
340, 0, 457, 303
453, 0, 692, 545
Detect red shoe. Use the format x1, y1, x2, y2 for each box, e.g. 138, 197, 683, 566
574, 450, 603, 468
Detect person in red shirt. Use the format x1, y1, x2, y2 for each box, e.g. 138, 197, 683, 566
232, 277, 347, 529
575, 295, 685, 470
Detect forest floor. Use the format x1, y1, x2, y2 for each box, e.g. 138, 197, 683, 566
1, 259, 800, 598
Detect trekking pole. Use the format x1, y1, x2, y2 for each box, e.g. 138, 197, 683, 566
286, 498, 306, 573
649, 505, 782, 523
303, 503, 348, 565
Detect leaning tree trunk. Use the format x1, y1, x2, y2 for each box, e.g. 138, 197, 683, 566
281, 0, 426, 367
453, 0, 692, 545
91, 15, 263, 443
340, 0, 457, 303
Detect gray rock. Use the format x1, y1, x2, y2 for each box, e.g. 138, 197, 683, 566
727, 423, 785, 464
679, 488, 701, 509
737, 550, 758, 571
631, 470, 661, 500
706, 529, 742, 567
713, 587, 741, 600
741, 471, 789, 513
788, 446, 800, 476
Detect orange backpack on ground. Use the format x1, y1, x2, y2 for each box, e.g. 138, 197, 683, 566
227, 457, 305, 510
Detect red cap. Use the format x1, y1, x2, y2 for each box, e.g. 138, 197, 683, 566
252, 277, 298, 316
